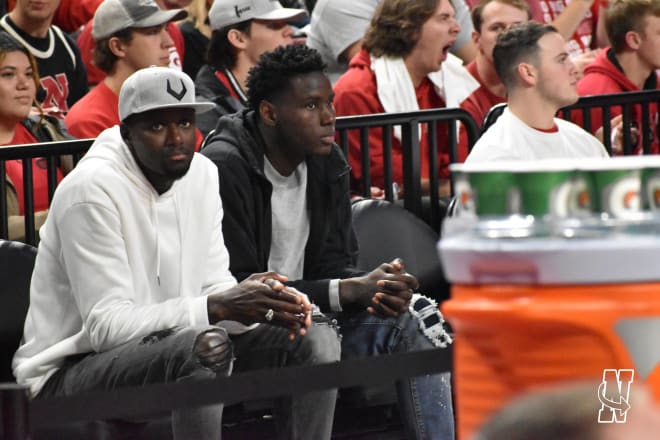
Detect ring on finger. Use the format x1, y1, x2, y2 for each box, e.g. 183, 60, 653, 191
265, 308, 275, 322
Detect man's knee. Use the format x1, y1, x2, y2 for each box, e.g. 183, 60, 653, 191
193, 327, 233, 373
297, 323, 341, 365
166, 326, 234, 378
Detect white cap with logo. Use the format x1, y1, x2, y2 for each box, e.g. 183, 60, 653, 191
119, 67, 215, 121
208, 0, 307, 31
92, 0, 188, 41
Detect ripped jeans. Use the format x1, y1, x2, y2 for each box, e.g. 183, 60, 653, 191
337, 310, 454, 440
38, 323, 340, 440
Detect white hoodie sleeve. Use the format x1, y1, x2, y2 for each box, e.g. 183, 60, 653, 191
58, 200, 209, 352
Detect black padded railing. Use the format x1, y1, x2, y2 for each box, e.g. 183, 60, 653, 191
0, 346, 452, 439
336, 108, 480, 230
0, 139, 93, 245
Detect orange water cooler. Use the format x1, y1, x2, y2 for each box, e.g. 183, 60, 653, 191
439, 231, 660, 440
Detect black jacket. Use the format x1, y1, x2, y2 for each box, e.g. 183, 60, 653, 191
194, 65, 246, 137
201, 110, 363, 311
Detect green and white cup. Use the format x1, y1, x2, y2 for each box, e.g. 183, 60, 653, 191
637, 156, 660, 211
580, 157, 643, 219
511, 161, 587, 218
451, 163, 517, 216
451, 161, 586, 218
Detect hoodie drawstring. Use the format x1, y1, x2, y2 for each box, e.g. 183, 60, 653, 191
151, 197, 161, 286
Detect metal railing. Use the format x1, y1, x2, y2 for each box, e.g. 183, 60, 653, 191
336, 108, 480, 230
559, 89, 660, 156
0, 139, 93, 245
4, 90, 660, 243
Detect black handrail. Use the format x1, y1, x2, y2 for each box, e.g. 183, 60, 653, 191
1, 346, 452, 439
336, 108, 480, 230
559, 89, 660, 155
0, 139, 93, 245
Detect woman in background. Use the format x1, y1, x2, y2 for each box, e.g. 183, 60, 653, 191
179, 0, 213, 79
0, 31, 70, 242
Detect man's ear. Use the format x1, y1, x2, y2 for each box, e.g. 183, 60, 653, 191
227, 28, 248, 50
624, 30, 641, 50
517, 61, 536, 86
471, 30, 480, 47
259, 100, 277, 127
108, 36, 127, 59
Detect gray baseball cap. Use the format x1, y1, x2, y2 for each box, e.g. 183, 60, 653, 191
209, 0, 307, 31
92, 0, 188, 41
119, 67, 215, 121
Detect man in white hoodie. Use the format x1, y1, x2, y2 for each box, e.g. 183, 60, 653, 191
12, 67, 340, 440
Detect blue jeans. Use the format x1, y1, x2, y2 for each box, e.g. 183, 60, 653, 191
337, 310, 454, 440
38, 323, 340, 440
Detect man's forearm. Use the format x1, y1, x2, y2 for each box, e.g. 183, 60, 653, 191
551, 0, 595, 40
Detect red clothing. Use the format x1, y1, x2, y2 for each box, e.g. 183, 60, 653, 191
65, 81, 118, 139
576, 48, 659, 154
457, 61, 506, 162
460, 61, 505, 129
6, 0, 101, 33
77, 21, 185, 86
333, 49, 450, 191
3, 124, 63, 214
530, 0, 600, 55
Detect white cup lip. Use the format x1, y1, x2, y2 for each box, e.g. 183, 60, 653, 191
578, 155, 660, 171
451, 159, 577, 174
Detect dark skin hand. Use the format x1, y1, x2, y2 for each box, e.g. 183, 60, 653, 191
208, 272, 312, 340
339, 258, 418, 318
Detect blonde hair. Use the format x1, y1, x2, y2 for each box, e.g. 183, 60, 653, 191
185, 0, 212, 39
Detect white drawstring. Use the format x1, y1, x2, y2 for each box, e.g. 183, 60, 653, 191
152, 195, 161, 286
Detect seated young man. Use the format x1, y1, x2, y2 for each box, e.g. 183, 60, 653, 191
576, 0, 660, 155
201, 44, 455, 440
333, 0, 478, 198
66, 0, 187, 140
194, 0, 307, 137
466, 21, 609, 162
461, 0, 530, 130
13, 66, 340, 440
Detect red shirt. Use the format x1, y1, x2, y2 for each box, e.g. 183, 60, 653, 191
333, 49, 450, 191
66, 80, 118, 139
457, 60, 506, 162
7, 0, 102, 33
77, 21, 185, 86
576, 48, 659, 154
4, 124, 63, 214
532, 0, 600, 55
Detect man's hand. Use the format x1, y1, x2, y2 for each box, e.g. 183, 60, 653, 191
208, 272, 312, 340
594, 114, 639, 155
571, 49, 601, 80
339, 258, 418, 318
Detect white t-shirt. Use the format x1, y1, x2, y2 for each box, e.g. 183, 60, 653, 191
466, 108, 609, 163
264, 157, 310, 280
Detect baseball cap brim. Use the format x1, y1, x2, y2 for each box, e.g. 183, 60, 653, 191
254, 8, 307, 23
123, 101, 215, 121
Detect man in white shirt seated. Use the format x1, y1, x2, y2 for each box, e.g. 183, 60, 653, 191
466, 21, 609, 163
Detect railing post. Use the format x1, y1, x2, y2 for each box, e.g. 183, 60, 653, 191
401, 121, 422, 218
0, 384, 30, 440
